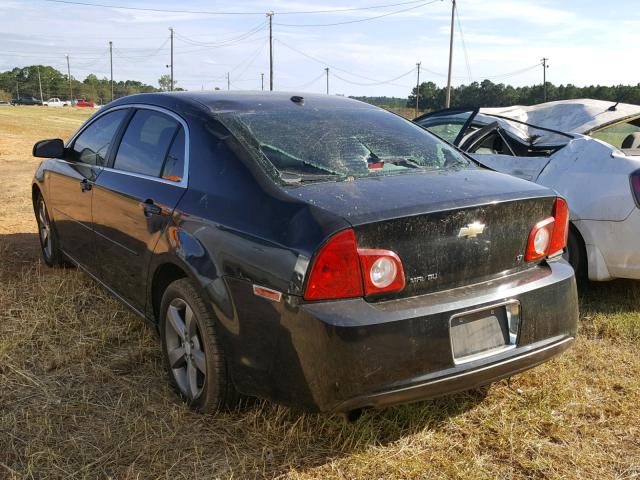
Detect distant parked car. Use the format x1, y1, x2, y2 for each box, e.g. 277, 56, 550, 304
415, 99, 640, 281
31, 92, 578, 414
0, 100, 12, 106
74, 99, 95, 108
13, 97, 42, 106
43, 98, 69, 107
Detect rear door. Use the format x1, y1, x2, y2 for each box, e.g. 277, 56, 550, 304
47, 108, 129, 272
92, 106, 188, 313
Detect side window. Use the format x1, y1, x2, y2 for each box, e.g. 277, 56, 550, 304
591, 120, 640, 149
161, 128, 185, 182
113, 109, 180, 177
416, 110, 476, 145
71, 109, 128, 166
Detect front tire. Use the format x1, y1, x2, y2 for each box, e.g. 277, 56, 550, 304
159, 278, 239, 413
35, 194, 65, 267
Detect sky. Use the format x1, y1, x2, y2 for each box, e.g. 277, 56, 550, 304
2, 0, 640, 97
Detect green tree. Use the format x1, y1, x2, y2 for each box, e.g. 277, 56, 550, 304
158, 74, 173, 92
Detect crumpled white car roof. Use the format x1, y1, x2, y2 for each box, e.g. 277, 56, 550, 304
480, 99, 640, 135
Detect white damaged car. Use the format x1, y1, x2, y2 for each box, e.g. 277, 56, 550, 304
415, 99, 640, 281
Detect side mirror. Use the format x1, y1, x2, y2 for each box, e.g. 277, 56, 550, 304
33, 138, 65, 158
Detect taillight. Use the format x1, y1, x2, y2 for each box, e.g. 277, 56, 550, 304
525, 217, 554, 261
303, 229, 405, 301
358, 249, 405, 295
303, 229, 363, 301
549, 197, 569, 255
525, 197, 570, 262
631, 170, 640, 207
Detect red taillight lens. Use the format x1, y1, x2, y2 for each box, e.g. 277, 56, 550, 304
358, 249, 405, 295
631, 170, 640, 207
525, 197, 570, 261
303, 229, 363, 301
549, 197, 569, 255
525, 217, 554, 261
304, 230, 405, 301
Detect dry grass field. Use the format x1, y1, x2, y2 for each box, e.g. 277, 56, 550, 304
1, 106, 639, 479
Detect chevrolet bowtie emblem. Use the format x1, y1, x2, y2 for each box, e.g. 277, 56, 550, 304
458, 222, 486, 238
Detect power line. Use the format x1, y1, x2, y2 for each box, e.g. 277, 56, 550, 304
275, 0, 442, 27
275, 38, 413, 86
174, 21, 267, 47
484, 63, 541, 80
454, 2, 472, 83
43, 0, 441, 15
283, 71, 327, 90
112, 38, 169, 59
231, 40, 269, 80
331, 67, 417, 87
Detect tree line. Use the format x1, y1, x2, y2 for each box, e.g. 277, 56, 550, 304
352, 80, 640, 113
0, 65, 159, 103
4, 64, 640, 110
406, 79, 640, 111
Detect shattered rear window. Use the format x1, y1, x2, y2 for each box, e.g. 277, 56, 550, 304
219, 106, 471, 183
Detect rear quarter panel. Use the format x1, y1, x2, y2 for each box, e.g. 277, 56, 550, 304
537, 136, 640, 221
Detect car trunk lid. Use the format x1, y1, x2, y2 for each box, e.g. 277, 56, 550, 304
286, 168, 557, 299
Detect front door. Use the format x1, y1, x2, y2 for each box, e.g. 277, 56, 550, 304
92, 107, 187, 313
47, 108, 129, 272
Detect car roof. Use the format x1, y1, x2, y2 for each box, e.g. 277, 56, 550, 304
480, 99, 640, 135
108, 91, 377, 117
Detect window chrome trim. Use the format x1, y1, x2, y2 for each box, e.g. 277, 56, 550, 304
66, 103, 190, 188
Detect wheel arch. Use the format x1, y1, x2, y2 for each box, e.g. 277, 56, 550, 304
568, 220, 588, 278
146, 252, 235, 331
149, 261, 189, 326
31, 182, 43, 212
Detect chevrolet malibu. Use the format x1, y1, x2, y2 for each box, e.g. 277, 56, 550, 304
31, 92, 578, 414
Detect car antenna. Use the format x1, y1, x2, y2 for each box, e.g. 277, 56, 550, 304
608, 102, 619, 112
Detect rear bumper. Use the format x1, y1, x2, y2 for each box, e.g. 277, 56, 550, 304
335, 335, 573, 412
224, 260, 578, 412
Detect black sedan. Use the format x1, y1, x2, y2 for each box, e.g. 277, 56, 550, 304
14, 96, 43, 106
31, 92, 578, 414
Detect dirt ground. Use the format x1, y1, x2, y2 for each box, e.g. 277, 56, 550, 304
0, 106, 639, 479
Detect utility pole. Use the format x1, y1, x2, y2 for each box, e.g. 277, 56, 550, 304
227, 72, 230, 91
65, 54, 73, 102
325, 67, 329, 94
267, 11, 274, 91
37, 66, 43, 104
415, 62, 421, 117
168, 27, 174, 91
445, 0, 456, 108
109, 41, 114, 101
541, 57, 549, 102
261, 73, 264, 91
16, 81, 19, 99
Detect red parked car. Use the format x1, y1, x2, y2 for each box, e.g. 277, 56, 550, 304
74, 99, 95, 108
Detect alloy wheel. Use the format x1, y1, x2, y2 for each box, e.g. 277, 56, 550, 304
37, 199, 52, 260
164, 298, 207, 400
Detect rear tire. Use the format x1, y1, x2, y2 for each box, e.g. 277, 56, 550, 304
564, 226, 587, 281
159, 278, 239, 413
35, 194, 65, 267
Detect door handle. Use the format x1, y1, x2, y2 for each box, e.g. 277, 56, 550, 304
142, 199, 162, 217
80, 179, 92, 192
